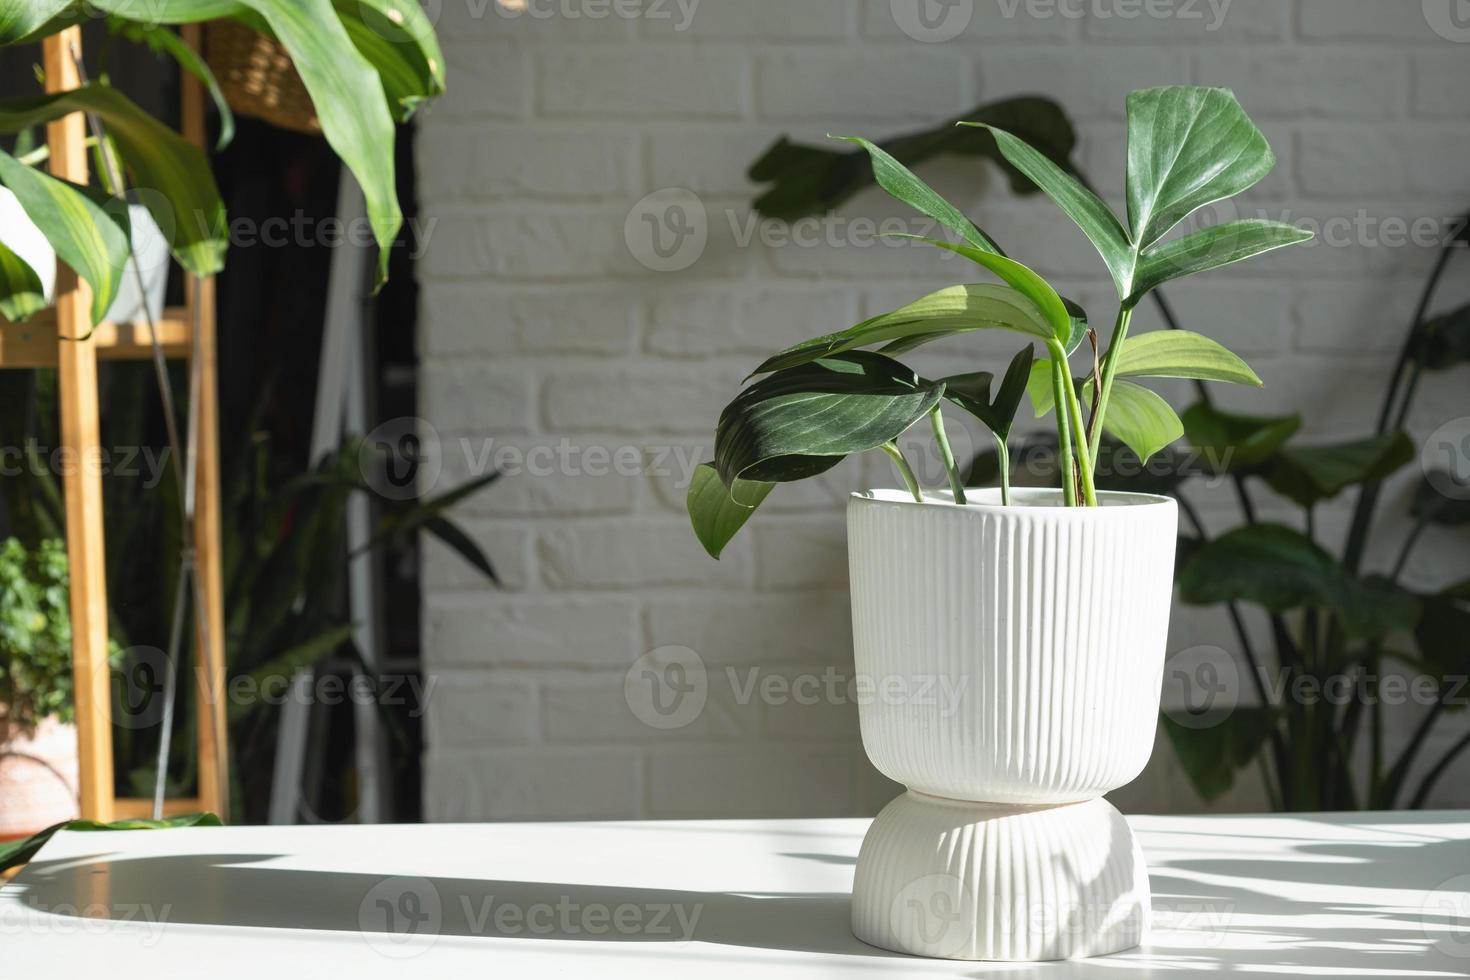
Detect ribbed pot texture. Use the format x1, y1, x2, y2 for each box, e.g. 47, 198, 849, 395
848, 488, 1177, 804
852, 792, 1149, 960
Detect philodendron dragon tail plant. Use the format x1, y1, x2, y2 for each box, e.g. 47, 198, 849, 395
689, 86, 1314, 557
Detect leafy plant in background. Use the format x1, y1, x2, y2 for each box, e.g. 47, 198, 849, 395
0, 367, 497, 821
1159, 219, 1470, 812
0, 0, 443, 310
0, 536, 122, 732
688, 86, 1311, 558
751, 92, 1470, 812
0, 0, 453, 818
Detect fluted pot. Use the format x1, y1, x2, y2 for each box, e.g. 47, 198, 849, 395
847, 487, 1177, 805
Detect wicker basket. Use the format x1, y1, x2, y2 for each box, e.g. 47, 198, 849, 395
204, 19, 320, 134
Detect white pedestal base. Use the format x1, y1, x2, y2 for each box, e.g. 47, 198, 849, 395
852, 792, 1149, 961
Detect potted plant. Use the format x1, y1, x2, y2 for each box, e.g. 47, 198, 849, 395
689, 86, 1311, 961
0, 538, 123, 839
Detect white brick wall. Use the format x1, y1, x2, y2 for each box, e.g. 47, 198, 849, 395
415, 0, 1470, 821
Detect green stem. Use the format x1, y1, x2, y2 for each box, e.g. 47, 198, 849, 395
992, 432, 1011, 506
1409, 726, 1470, 809
1051, 340, 1097, 507
881, 441, 923, 503
1050, 356, 1077, 507
929, 407, 966, 505
1088, 304, 1135, 465
1391, 519, 1429, 580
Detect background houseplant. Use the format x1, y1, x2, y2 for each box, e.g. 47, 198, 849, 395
0, 536, 122, 835
0, 0, 444, 311
0, 1, 497, 820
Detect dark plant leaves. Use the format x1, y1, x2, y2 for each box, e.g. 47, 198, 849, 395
715, 351, 943, 490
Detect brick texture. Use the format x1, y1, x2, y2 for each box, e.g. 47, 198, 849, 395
417, 0, 1470, 820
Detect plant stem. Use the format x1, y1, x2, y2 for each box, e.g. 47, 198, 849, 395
1051, 340, 1097, 507
1050, 356, 1078, 507
1088, 304, 1134, 465
1391, 519, 1429, 580
992, 431, 1011, 506
929, 407, 966, 505
1409, 726, 1470, 808
1343, 241, 1456, 575
881, 441, 923, 503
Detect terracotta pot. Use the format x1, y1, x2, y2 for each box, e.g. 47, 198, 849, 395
0, 717, 80, 841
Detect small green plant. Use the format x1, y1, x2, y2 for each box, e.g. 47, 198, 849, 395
0, 536, 121, 732
689, 86, 1312, 556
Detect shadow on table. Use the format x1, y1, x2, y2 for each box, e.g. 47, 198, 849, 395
10, 852, 893, 957
8, 813, 1465, 976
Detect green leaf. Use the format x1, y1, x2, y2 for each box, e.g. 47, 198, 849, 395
0, 0, 72, 44
422, 514, 498, 584
1026, 356, 1059, 418
939, 345, 1034, 439
230, 0, 400, 286
90, 0, 402, 285
1263, 432, 1414, 508
1181, 401, 1300, 472
0, 812, 222, 874
1415, 591, 1470, 680
1125, 86, 1275, 249
967, 121, 1134, 299
1115, 330, 1262, 386
334, 0, 446, 123
716, 351, 943, 490
1023, 362, 1179, 461
230, 626, 353, 721
687, 462, 773, 558
1095, 379, 1184, 464
886, 235, 1073, 344
1412, 302, 1470, 371
0, 148, 130, 325
0, 83, 226, 279
835, 136, 999, 253
1413, 471, 1470, 526
109, 18, 235, 150
751, 283, 1053, 375
1132, 220, 1313, 300
0, 238, 45, 322
1178, 523, 1419, 639
1162, 707, 1273, 803
748, 96, 1077, 222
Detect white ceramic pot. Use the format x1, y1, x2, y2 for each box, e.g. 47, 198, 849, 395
848, 487, 1177, 804
0, 188, 169, 325
0, 717, 81, 841
852, 792, 1149, 961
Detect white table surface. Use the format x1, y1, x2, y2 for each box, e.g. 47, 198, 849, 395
3, 810, 1468, 977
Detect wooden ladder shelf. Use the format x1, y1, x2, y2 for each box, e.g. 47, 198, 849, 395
0, 26, 228, 822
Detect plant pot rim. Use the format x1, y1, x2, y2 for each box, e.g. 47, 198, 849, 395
851, 487, 1176, 516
